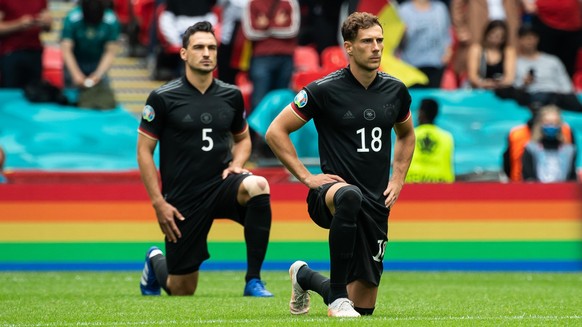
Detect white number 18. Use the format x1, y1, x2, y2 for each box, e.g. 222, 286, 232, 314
356, 127, 382, 152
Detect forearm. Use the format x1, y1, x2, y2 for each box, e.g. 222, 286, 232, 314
230, 136, 251, 168
449, 0, 467, 31
61, 42, 85, 79
92, 43, 119, 79
137, 148, 164, 206
501, 47, 516, 85
265, 128, 311, 184
391, 131, 415, 185
466, 46, 483, 86
0, 21, 25, 35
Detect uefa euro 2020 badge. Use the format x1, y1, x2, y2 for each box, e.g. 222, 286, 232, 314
294, 90, 308, 108
142, 105, 155, 122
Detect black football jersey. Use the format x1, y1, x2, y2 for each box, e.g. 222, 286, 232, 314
138, 77, 247, 205
291, 68, 411, 205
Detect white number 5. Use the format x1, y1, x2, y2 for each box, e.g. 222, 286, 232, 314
202, 128, 213, 151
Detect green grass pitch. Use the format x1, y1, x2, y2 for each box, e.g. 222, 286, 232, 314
1, 271, 581, 326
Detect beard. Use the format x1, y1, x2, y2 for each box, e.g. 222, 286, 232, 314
188, 62, 217, 75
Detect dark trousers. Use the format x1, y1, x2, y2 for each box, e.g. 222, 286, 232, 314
0, 50, 43, 88
410, 66, 445, 89
495, 87, 582, 113
249, 55, 294, 110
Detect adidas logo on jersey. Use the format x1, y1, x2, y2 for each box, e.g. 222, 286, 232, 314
182, 114, 193, 122
343, 111, 355, 119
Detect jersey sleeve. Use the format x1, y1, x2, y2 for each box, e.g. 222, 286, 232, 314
230, 89, 248, 135
60, 13, 73, 41
104, 10, 121, 42
289, 83, 322, 122
396, 85, 412, 123
138, 91, 166, 140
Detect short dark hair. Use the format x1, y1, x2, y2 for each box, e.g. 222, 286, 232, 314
518, 24, 537, 38
81, 0, 107, 26
419, 99, 439, 123
341, 12, 382, 42
182, 21, 216, 49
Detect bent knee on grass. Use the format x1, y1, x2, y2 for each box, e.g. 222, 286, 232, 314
167, 273, 198, 296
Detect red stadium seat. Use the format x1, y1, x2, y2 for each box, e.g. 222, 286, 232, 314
440, 68, 458, 90
321, 46, 347, 72
573, 71, 582, 92
294, 46, 320, 72
292, 70, 328, 91
42, 46, 64, 88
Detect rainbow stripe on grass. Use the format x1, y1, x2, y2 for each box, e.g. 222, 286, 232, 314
0, 182, 581, 271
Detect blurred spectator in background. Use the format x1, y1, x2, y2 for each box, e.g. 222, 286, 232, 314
522, 0, 582, 78
467, 20, 515, 89
61, 0, 120, 89
522, 105, 577, 182
0, 145, 6, 183
242, 0, 300, 111
0, 0, 52, 88
297, 0, 343, 55
398, 0, 452, 88
159, 0, 217, 50
217, 0, 249, 84
506, 25, 582, 112
450, 0, 521, 80
502, 104, 574, 182
406, 99, 455, 183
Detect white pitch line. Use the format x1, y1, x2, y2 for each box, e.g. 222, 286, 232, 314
2, 315, 582, 326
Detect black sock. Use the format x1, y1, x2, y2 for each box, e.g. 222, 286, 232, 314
243, 194, 272, 282
328, 186, 361, 303
150, 253, 170, 295
297, 265, 331, 305
354, 306, 375, 316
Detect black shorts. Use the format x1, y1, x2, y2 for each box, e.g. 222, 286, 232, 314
307, 183, 389, 286
165, 173, 250, 275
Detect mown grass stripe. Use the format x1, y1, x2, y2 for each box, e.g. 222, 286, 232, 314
0, 241, 580, 262
1, 260, 581, 272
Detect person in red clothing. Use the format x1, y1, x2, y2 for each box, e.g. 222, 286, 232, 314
242, 0, 300, 111
523, 0, 582, 77
0, 0, 52, 88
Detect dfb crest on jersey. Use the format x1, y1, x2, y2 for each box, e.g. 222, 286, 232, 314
294, 90, 308, 108
201, 113, 213, 124
142, 105, 155, 122
363, 109, 376, 121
